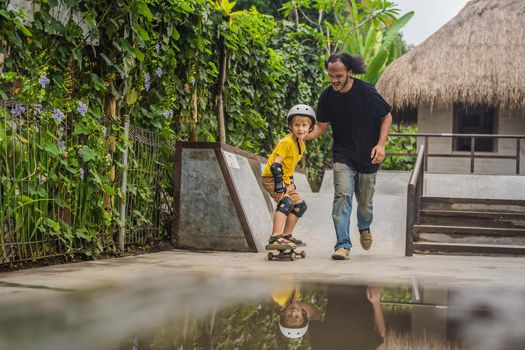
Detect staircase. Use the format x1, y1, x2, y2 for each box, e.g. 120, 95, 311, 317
413, 197, 525, 256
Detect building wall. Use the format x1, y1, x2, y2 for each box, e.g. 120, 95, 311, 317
416, 103, 525, 175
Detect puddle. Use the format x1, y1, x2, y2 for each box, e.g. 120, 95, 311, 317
0, 274, 524, 350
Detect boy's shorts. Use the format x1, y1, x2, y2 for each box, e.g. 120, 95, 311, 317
261, 176, 302, 203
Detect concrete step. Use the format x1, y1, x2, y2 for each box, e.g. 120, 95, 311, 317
414, 242, 525, 256
419, 209, 525, 229
421, 197, 525, 213
414, 224, 525, 246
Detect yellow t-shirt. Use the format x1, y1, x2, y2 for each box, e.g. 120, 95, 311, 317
272, 284, 301, 308
262, 134, 305, 184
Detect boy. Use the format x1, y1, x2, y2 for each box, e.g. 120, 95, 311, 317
261, 104, 316, 246
272, 284, 321, 339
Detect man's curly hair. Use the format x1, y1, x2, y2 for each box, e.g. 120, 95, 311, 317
325, 53, 367, 74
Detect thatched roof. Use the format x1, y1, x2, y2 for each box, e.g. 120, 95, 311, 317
376, 0, 525, 110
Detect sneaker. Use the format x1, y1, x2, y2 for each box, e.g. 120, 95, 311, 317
360, 229, 372, 250
331, 247, 350, 260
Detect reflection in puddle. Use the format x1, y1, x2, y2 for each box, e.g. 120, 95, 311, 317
1, 276, 524, 350
115, 283, 522, 350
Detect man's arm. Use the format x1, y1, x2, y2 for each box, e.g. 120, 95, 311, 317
370, 113, 392, 164
305, 122, 329, 141
367, 287, 386, 338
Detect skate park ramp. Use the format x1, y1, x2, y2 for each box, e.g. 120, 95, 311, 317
173, 142, 274, 252
173, 142, 409, 256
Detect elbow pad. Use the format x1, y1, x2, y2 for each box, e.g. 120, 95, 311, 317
270, 162, 283, 182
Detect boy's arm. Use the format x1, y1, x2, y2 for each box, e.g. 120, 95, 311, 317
271, 155, 285, 201
305, 122, 329, 141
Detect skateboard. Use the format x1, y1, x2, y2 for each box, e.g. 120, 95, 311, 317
265, 243, 306, 261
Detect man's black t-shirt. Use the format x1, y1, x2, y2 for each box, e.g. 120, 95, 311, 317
316, 78, 392, 173
308, 285, 384, 350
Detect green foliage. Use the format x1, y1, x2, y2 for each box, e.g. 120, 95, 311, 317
382, 123, 418, 171
0, 0, 413, 262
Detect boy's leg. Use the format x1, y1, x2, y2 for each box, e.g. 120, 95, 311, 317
282, 188, 305, 244
272, 211, 288, 235
332, 162, 357, 251
261, 176, 295, 244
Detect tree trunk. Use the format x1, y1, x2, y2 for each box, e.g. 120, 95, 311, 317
216, 36, 228, 144
190, 90, 199, 141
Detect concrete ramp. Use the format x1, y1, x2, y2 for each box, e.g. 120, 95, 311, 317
173, 142, 273, 252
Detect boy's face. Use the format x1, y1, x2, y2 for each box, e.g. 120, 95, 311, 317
289, 116, 312, 140
282, 302, 306, 327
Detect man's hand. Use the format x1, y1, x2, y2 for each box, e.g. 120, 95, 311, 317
371, 144, 386, 164
305, 122, 329, 140
367, 286, 381, 305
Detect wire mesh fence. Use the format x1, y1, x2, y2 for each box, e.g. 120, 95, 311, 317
0, 99, 173, 265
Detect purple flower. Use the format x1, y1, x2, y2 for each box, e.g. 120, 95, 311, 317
191, 77, 196, 86
52, 109, 64, 123
38, 75, 50, 89
11, 104, 26, 116
78, 145, 84, 157
145, 81, 151, 91
144, 72, 151, 82
155, 43, 160, 53
156, 67, 162, 78
77, 101, 87, 116
58, 141, 66, 152
102, 126, 107, 137
163, 110, 171, 119
79, 167, 85, 180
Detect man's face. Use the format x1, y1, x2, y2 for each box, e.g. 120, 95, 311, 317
327, 60, 352, 92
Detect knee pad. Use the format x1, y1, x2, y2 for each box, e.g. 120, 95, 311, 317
276, 197, 294, 215
291, 201, 307, 217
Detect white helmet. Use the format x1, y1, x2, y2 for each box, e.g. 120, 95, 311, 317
278, 308, 309, 339
279, 322, 309, 339
287, 104, 316, 128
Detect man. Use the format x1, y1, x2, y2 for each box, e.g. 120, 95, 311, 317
306, 53, 392, 260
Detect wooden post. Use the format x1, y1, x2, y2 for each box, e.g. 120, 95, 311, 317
406, 185, 415, 257
118, 115, 130, 252
516, 138, 521, 175
470, 136, 475, 173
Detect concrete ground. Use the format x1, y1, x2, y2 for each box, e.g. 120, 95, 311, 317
2, 249, 525, 303
2, 170, 524, 302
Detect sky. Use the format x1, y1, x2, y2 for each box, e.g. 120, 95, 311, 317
395, 0, 471, 46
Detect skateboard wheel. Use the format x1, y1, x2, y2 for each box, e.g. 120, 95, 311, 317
300, 250, 306, 258
290, 252, 296, 261
267, 252, 273, 261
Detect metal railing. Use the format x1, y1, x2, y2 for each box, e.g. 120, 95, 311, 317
1, 100, 171, 265
388, 133, 524, 174
405, 145, 426, 257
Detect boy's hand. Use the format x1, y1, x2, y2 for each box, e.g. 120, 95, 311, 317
276, 192, 285, 202
274, 181, 286, 194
